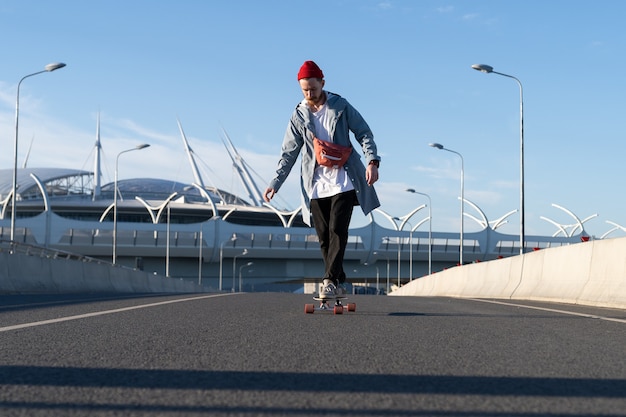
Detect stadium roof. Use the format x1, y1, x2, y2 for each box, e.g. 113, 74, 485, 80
0, 168, 250, 205
0, 168, 92, 200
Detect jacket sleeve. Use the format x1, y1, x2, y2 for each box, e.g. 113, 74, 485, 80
268, 116, 304, 192
345, 102, 380, 165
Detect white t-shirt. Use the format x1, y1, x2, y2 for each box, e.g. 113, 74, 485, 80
309, 101, 354, 199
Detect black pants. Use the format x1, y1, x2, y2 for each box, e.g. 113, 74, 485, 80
310, 190, 356, 286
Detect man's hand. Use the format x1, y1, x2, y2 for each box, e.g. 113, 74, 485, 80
366, 164, 379, 186
263, 187, 276, 202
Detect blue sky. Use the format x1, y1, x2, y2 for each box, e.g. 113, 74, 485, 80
1, 0, 625, 238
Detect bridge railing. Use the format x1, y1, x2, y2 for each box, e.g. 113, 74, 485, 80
0, 239, 112, 266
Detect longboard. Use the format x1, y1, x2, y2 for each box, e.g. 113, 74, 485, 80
305, 297, 356, 314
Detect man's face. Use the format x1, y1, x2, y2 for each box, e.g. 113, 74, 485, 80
299, 78, 325, 106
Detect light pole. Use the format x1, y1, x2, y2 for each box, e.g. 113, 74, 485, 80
394, 216, 413, 280
219, 234, 237, 291
472, 63, 524, 255
11, 62, 66, 242
383, 239, 401, 288
429, 142, 464, 265
384, 235, 402, 287
232, 249, 248, 292
162, 192, 178, 277
405, 220, 413, 280
198, 223, 203, 285
166, 202, 171, 277
373, 251, 390, 294
113, 144, 150, 264
239, 261, 253, 292
406, 189, 432, 276
397, 237, 401, 286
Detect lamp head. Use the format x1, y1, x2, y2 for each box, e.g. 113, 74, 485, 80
429, 142, 444, 150
471, 64, 493, 73
406, 188, 415, 193
136, 143, 150, 150
45, 62, 66, 72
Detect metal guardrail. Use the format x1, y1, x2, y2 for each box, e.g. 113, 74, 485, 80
0, 239, 114, 266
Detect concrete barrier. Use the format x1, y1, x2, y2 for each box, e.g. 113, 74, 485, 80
391, 236, 626, 310
3, 252, 57, 292
0, 250, 204, 294
86, 262, 118, 292
579, 238, 626, 307
51, 257, 88, 292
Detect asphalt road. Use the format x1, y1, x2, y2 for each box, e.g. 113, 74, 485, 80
0, 292, 624, 417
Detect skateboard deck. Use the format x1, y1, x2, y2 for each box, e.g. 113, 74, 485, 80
305, 297, 356, 314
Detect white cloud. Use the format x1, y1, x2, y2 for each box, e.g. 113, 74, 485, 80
462, 13, 480, 21
436, 6, 454, 13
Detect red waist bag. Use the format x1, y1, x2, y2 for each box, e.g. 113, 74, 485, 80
313, 137, 352, 168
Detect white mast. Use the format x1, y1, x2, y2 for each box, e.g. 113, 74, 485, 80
22, 134, 35, 168
177, 119, 205, 188
92, 113, 102, 200
221, 128, 265, 206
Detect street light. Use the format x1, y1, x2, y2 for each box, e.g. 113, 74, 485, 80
373, 251, 390, 294
219, 234, 237, 291
471, 63, 525, 255
232, 249, 248, 292
364, 262, 380, 294
198, 223, 204, 286
113, 144, 150, 264
11, 62, 66, 242
406, 189, 432, 276
393, 216, 414, 280
384, 235, 402, 288
429, 142, 464, 265
239, 261, 254, 292
162, 192, 178, 277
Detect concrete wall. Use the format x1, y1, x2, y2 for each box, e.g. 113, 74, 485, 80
390, 236, 626, 309
0, 251, 203, 294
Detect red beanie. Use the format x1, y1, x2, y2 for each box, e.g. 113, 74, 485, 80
297, 60, 324, 80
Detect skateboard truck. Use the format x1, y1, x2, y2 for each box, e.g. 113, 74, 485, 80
305, 297, 356, 314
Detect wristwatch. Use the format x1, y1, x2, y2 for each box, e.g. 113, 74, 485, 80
369, 160, 380, 168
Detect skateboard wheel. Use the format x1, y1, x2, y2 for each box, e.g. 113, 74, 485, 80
333, 305, 344, 315
347, 303, 356, 312
305, 304, 315, 314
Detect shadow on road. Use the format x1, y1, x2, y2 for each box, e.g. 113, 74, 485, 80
1, 365, 624, 398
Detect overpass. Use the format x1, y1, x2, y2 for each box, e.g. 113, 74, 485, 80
1, 209, 586, 291
2, 234, 625, 313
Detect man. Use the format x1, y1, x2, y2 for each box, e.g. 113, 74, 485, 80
264, 60, 381, 299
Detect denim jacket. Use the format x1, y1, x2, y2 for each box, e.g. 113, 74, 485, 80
268, 91, 381, 226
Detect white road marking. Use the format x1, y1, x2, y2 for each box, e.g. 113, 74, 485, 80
468, 298, 626, 324
0, 293, 238, 332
